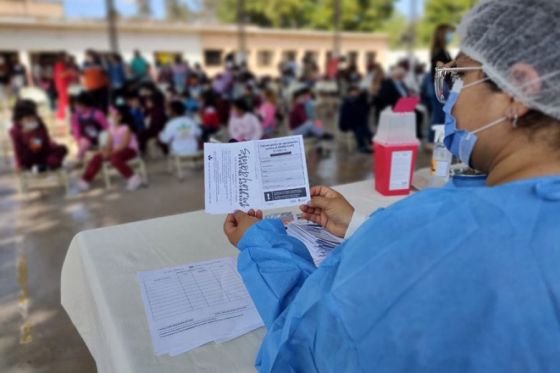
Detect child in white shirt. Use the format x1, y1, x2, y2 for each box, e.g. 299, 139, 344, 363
159, 100, 202, 156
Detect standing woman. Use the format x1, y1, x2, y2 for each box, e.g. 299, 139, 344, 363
54, 52, 70, 121
428, 24, 454, 142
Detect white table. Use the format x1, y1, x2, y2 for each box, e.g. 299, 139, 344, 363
61, 179, 407, 373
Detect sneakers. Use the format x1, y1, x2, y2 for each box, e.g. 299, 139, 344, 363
77, 179, 90, 192
126, 174, 143, 192
67, 179, 90, 196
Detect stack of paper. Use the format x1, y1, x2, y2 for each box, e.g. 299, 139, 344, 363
137, 258, 263, 357
286, 221, 344, 266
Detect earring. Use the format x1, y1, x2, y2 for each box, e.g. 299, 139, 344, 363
512, 112, 519, 128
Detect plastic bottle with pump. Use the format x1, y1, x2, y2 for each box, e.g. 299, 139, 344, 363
429, 125, 452, 187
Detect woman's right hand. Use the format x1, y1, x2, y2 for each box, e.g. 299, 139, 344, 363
299, 186, 355, 238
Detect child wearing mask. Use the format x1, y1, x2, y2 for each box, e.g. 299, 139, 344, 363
71, 92, 110, 161
10, 100, 68, 173
77, 104, 142, 192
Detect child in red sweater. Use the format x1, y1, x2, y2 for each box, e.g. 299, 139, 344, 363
10, 99, 68, 173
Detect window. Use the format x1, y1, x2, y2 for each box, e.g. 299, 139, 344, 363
204, 49, 223, 67
282, 50, 297, 62
257, 50, 274, 67
365, 51, 377, 65
303, 50, 318, 63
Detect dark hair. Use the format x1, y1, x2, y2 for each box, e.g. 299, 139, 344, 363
480, 72, 560, 145
431, 24, 453, 56
293, 87, 310, 101
202, 90, 217, 107
75, 92, 93, 107
169, 100, 186, 116
112, 104, 135, 131
12, 99, 38, 122
232, 98, 249, 113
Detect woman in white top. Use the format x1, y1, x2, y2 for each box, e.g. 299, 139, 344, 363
228, 98, 263, 142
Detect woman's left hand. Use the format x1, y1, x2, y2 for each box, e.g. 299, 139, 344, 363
223, 209, 263, 246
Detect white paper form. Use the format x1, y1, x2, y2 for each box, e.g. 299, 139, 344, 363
204, 136, 310, 214
137, 258, 263, 357
287, 222, 344, 267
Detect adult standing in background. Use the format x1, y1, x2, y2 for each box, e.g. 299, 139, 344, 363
107, 53, 127, 103
54, 52, 70, 120
130, 50, 150, 83
10, 55, 28, 98
171, 55, 189, 94
427, 24, 454, 142
82, 50, 109, 114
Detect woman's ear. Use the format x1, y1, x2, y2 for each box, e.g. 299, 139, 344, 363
507, 99, 530, 120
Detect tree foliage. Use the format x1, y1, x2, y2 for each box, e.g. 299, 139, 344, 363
217, 0, 393, 32
417, 0, 480, 46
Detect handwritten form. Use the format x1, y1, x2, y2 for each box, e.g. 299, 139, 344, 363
137, 258, 263, 357
204, 135, 311, 214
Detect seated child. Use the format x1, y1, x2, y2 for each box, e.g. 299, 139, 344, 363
289, 88, 332, 140
228, 98, 263, 142
200, 90, 221, 142
257, 89, 278, 138
159, 100, 202, 156
77, 104, 142, 192
71, 92, 110, 161
10, 99, 68, 173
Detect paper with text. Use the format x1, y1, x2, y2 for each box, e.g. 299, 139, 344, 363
137, 258, 263, 357
204, 136, 310, 214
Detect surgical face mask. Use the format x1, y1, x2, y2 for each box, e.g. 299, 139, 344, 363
445, 31, 454, 44
23, 121, 39, 131
443, 80, 508, 167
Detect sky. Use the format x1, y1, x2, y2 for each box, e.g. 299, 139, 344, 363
64, 0, 425, 20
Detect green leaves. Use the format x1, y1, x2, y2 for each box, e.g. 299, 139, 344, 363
217, 0, 394, 32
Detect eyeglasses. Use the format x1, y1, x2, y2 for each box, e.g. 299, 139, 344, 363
434, 67, 484, 104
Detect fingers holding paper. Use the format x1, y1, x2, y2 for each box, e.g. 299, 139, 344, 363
299, 186, 355, 238
223, 210, 262, 246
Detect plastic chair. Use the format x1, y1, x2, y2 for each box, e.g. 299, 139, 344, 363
17, 168, 69, 195
167, 152, 203, 180
101, 157, 148, 189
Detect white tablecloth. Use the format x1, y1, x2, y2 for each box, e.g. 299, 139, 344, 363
61, 179, 407, 373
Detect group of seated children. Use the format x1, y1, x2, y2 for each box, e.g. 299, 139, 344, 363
9, 83, 335, 193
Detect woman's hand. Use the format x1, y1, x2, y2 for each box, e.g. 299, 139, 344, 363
223, 209, 263, 246
299, 186, 355, 238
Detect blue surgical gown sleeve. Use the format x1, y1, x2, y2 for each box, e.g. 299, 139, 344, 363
237, 219, 317, 327
236, 177, 560, 373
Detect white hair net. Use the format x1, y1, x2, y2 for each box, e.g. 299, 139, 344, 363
457, 0, 560, 120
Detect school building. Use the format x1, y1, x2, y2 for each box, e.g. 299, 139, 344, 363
0, 0, 389, 78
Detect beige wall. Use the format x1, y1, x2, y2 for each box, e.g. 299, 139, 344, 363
0, 0, 63, 19
201, 28, 388, 78
0, 19, 389, 78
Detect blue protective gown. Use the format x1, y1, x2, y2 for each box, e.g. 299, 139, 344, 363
237, 176, 560, 373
